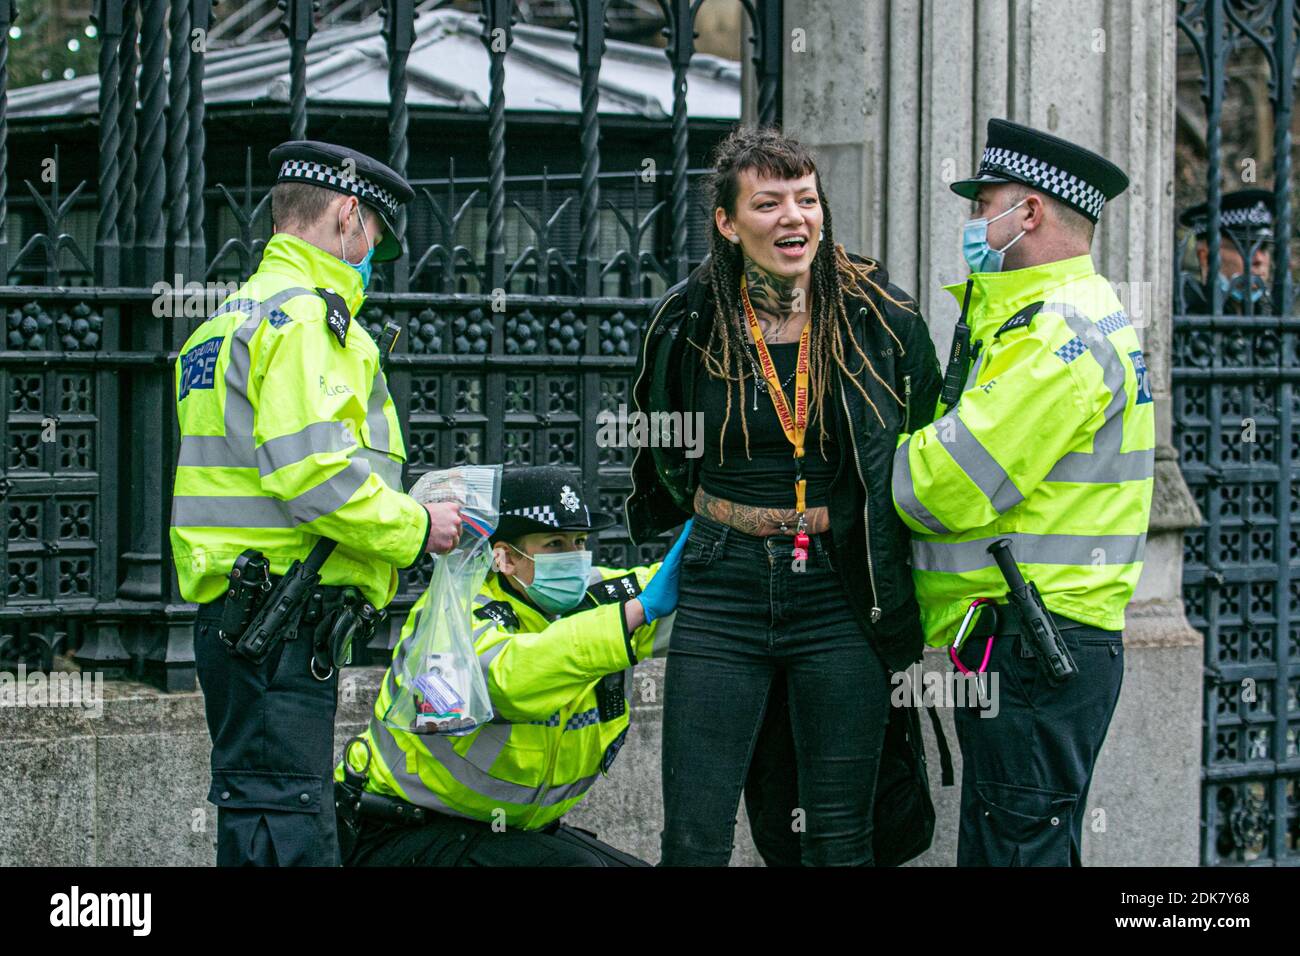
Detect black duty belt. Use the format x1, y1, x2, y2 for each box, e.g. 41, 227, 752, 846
992, 604, 1119, 640
195, 582, 359, 625
336, 782, 430, 827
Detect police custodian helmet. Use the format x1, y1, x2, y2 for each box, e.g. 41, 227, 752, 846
268, 140, 415, 262
1179, 188, 1275, 243
493, 466, 616, 543
951, 118, 1130, 223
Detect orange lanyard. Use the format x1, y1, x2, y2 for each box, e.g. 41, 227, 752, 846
739, 275, 810, 517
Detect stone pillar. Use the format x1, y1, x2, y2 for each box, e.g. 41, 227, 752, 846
782, 0, 1202, 865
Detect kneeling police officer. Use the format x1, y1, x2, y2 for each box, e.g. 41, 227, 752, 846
336, 466, 690, 866
172, 141, 462, 866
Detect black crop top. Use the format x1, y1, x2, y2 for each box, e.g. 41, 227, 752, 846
696, 340, 841, 508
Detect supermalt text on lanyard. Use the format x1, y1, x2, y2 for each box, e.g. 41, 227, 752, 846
739, 274, 812, 568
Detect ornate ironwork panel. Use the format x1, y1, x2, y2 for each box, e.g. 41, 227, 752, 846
0, 0, 764, 691
1175, 0, 1300, 866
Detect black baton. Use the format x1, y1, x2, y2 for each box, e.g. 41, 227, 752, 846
988, 538, 1077, 684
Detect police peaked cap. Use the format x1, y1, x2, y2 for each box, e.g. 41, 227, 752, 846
951, 118, 1130, 223
1179, 188, 1275, 242
269, 140, 414, 263
492, 466, 616, 543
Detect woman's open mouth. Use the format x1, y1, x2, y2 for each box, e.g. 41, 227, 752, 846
774, 235, 808, 258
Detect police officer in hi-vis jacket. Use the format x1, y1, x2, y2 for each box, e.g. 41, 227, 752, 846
172, 141, 462, 866
336, 466, 690, 866
893, 119, 1155, 866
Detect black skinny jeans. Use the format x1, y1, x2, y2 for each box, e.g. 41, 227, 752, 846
660, 513, 891, 866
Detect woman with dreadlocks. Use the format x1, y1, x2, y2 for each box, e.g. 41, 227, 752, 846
624, 126, 942, 866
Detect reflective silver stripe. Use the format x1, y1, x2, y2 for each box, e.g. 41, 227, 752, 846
467, 721, 511, 772
373, 692, 599, 807
366, 717, 482, 821
892, 442, 952, 535
912, 532, 1147, 573
177, 287, 317, 471
478, 638, 507, 683
355, 446, 404, 489
219, 286, 317, 467
170, 494, 293, 528
541, 772, 601, 805
390, 608, 423, 677
650, 610, 674, 658
1041, 302, 1154, 485
943, 413, 1024, 514
284, 458, 372, 524
400, 713, 589, 806
383, 662, 403, 707
366, 368, 393, 454
255, 420, 355, 477
177, 435, 244, 468
180, 459, 371, 531
964, 348, 985, 390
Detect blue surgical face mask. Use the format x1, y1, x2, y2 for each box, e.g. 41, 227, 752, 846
508, 545, 592, 615
962, 198, 1028, 273
1217, 271, 1265, 305
340, 207, 375, 289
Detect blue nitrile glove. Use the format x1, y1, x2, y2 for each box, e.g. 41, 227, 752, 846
638, 518, 693, 624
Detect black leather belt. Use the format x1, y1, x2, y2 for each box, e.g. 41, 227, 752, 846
992, 604, 1119, 640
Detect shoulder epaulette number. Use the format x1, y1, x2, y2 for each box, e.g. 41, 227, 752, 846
315, 286, 352, 348
473, 600, 520, 632
995, 301, 1044, 338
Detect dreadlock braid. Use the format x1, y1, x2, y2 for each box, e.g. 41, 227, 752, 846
692, 126, 911, 466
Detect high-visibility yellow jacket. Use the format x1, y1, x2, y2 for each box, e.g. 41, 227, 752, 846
339, 563, 671, 830
170, 233, 429, 609
892, 254, 1155, 646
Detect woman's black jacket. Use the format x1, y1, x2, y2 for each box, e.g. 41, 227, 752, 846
622, 255, 943, 671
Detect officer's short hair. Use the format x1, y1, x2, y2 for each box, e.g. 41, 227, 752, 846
271, 181, 381, 234
1005, 183, 1095, 246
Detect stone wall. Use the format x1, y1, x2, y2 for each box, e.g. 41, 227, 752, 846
0, 662, 771, 867
1, 644, 1200, 866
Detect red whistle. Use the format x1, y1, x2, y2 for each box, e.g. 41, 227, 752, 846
792, 531, 810, 562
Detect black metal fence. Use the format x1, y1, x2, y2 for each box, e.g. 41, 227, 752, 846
1174, 0, 1300, 866
0, 0, 784, 690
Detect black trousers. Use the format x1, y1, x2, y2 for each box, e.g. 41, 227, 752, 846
954, 621, 1124, 866
344, 811, 650, 867
740, 678, 807, 867
661, 514, 892, 866
194, 599, 340, 867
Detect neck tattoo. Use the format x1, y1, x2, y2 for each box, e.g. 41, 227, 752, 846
743, 256, 801, 342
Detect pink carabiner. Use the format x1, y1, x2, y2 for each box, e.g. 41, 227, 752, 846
949, 637, 994, 675
949, 597, 996, 674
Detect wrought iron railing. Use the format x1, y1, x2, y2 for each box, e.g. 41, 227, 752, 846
0, 0, 784, 690
1174, 0, 1299, 866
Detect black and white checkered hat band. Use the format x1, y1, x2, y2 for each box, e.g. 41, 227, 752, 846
980, 146, 1107, 220
277, 159, 399, 222
505, 504, 559, 527
1223, 202, 1272, 229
